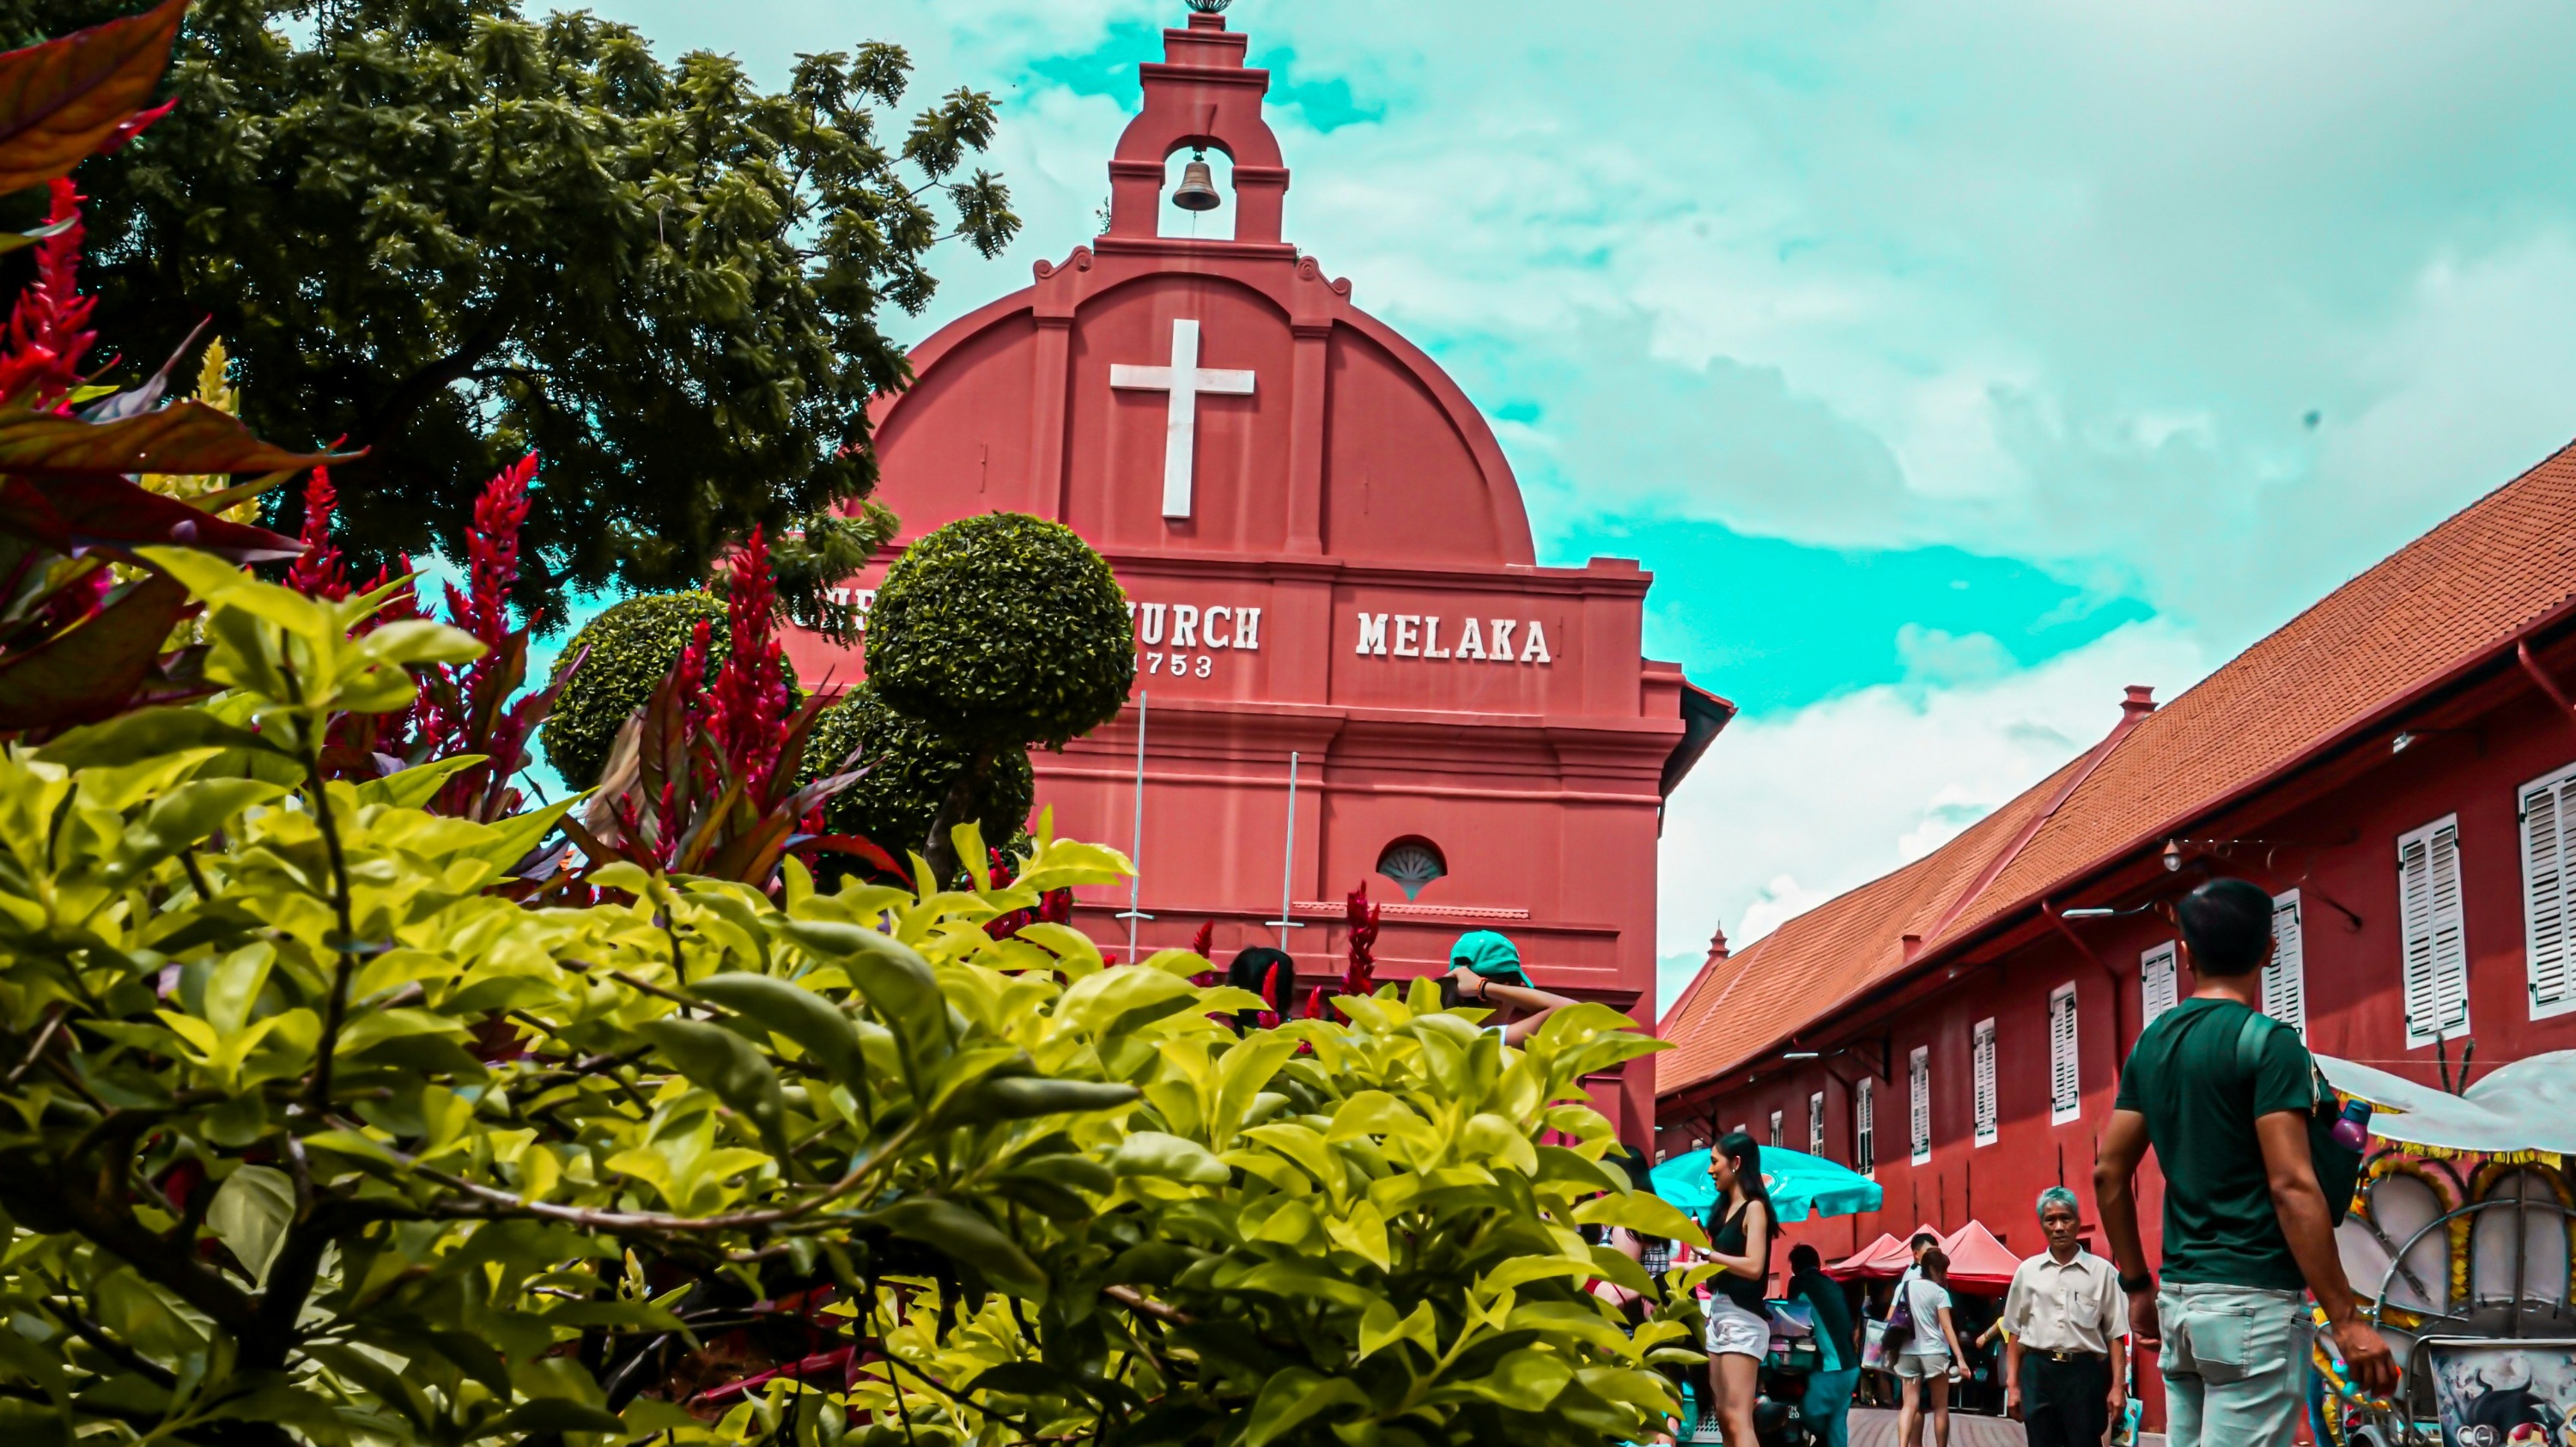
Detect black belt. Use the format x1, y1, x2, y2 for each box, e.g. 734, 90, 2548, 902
2033, 1349, 2105, 1363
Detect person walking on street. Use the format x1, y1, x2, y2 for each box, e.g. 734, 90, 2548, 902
2095, 877, 2399, 1447
1701, 1132, 1776, 1447
1789, 1243, 1861, 1447
1895, 1248, 1969, 1447
2003, 1186, 2128, 1447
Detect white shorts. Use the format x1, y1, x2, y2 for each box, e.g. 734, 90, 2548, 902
1893, 1349, 1952, 1380
1705, 1302, 1770, 1359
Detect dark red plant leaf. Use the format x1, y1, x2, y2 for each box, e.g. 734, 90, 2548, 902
98, 94, 173, 155
0, 0, 188, 196
799, 834, 908, 879
0, 395, 341, 478
0, 569, 190, 729
0, 475, 300, 561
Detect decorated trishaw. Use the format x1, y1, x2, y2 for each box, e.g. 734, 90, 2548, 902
2313, 1052, 2576, 1447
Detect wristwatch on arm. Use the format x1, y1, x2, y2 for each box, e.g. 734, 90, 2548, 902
2118, 1270, 2154, 1295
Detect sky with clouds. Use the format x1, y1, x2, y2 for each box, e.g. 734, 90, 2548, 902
586, 0, 2576, 1015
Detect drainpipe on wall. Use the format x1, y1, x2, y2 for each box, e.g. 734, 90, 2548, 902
2518, 641, 2576, 738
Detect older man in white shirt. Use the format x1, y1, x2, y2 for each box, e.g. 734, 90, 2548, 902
2003, 1188, 2129, 1447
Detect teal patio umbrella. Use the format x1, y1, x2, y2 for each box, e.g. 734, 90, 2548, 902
1650, 1145, 1883, 1224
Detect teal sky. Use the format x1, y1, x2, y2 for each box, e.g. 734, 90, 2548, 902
579, 0, 2576, 1013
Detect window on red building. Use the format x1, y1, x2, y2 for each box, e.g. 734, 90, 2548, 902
2049, 983, 2081, 1125
2400, 814, 2470, 1048
2141, 941, 2178, 1025
2267, 891, 2308, 1035
2521, 764, 2576, 1019
1809, 1091, 1826, 1158
1908, 1046, 1931, 1166
1770, 1110, 1783, 1149
1855, 1077, 1875, 1174
1971, 1018, 1997, 1147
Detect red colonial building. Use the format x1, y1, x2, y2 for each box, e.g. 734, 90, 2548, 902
783, 6, 1728, 1144
1657, 444, 2576, 1350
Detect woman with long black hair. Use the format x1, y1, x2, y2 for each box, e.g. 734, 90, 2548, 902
1702, 1131, 1774, 1447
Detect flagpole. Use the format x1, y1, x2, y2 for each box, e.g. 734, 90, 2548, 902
1265, 751, 1305, 955
1115, 691, 1151, 963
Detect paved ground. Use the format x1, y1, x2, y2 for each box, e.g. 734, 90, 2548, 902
1845, 1409, 2166, 1447
1849, 1407, 2026, 1447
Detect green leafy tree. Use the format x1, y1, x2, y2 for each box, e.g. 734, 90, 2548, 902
866, 514, 1134, 883
0, 0, 1014, 617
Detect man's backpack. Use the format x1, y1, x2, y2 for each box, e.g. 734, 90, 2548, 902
2233, 1009, 2362, 1227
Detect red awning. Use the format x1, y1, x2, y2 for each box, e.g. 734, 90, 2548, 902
1937, 1220, 2022, 1293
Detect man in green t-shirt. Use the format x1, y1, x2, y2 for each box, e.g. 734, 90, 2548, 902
2094, 877, 2396, 1447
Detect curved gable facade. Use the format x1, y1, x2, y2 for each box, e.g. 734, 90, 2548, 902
786, 6, 1726, 1145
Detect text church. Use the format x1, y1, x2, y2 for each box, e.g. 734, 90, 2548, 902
782, 4, 1728, 1143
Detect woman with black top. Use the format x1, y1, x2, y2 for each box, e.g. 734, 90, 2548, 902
1702, 1131, 1774, 1447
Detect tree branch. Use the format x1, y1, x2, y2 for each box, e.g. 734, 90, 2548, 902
355, 307, 515, 450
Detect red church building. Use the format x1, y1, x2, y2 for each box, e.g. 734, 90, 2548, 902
1656, 445, 2576, 1416
783, 5, 1728, 1144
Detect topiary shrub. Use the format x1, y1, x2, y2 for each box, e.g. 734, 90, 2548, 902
865, 513, 1133, 877
541, 591, 799, 788
805, 685, 1036, 858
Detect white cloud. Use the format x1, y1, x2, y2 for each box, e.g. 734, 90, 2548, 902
594, 0, 2576, 657
1654, 619, 2215, 1001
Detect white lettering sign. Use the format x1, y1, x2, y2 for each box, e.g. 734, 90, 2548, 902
1352, 612, 1552, 665
1127, 599, 1262, 681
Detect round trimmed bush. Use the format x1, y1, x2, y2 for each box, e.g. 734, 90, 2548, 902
864, 513, 1133, 751
540, 592, 798, 788
805, 687, 1036, 857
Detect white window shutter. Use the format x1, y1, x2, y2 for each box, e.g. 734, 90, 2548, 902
2267, 891, 2308, 1035
1770, 1110, 1783, 1150
1909, 1046, 1932, 1165
1972, 1018, 1998, 1146
2140, 942, 2179, 1025
2524, 765, 2576, 1019
1809, 1091, 1826, 1158
2049, 982, 2081, 1125
2400, 815, 2471, 1048
1856, 1077, 1875, 1174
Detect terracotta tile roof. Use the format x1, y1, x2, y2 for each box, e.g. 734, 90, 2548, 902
1656, 751, 2093, 1092
1659, 441, 2576, 1101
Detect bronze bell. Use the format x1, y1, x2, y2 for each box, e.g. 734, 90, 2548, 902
1171, 155, 1222, 212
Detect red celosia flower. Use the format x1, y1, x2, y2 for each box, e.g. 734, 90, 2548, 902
443, 451, 535, 651
285, 467, 351, 600
1343, 882, 1380, 998
703, 527, 790, 798
4, 180, 94, 404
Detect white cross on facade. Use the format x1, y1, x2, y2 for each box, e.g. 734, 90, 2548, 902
1109, 318, 1255, 520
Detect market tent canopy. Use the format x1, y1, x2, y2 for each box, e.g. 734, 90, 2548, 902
1650, 1146, 1885, 1225
2315, 1049, 2576, 1156
1938, 1220, 2021, 1292
1828, 1233, 1911, 1280
1828, 1227, 1941, 1280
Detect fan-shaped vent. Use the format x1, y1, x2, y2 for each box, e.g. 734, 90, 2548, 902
1376, 839, 1446, 900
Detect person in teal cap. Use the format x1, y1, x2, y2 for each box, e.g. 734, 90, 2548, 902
1443, 930, 1576, 1046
